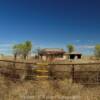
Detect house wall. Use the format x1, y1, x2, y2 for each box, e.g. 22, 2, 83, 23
41, 54, 66, 61
63, 55, 67, 60
42, 55, 47, 61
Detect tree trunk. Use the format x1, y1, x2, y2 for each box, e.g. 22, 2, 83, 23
14, 53, 17, 60
23, 54, 27, 60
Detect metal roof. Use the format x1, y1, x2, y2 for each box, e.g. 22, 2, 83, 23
65, 52, 82, 55
39, 48, 65, 54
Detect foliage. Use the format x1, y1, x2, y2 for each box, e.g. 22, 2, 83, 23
67, 44, 75, 53
21, 41, 32, 59
94, 44, 100, 59
13, 44, 22, 60
12, 41, 32, 60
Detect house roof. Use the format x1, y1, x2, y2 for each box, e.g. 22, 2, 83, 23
39, 48, 65, 54
39, 48, 82, 55
65, 52, 82, 55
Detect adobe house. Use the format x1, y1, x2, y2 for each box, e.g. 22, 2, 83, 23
38, 48, 82, 61
38, 48, 66, 61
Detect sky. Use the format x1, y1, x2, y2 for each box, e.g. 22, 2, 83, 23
0, 0, 100, 55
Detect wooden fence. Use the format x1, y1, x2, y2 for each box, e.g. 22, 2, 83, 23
0, 59, 100, 84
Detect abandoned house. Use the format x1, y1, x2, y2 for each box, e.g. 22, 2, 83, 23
38, 48, 66, 61
38, 48, 82, 61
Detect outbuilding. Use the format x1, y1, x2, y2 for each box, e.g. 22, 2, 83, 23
67, 52, 82, 60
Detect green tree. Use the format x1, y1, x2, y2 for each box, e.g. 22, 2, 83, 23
13, 44, 22, 60
22, 41, 32, 60
94, 44, 100, 59
67, 44, 75, 53
12, 41, 32, 60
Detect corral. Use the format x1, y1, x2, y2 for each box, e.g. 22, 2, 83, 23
0, 60, 100, 100
0, 59, 100, 84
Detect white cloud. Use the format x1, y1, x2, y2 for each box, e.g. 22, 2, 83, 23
0, 43, 13, 55
87, 40, 94, 43
76, 45, 95, 49
0, 48, 11, 51
0, 43, 13, 47
76, 40, 80, 42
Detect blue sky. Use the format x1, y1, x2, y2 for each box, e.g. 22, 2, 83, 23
0, 0, 100, 55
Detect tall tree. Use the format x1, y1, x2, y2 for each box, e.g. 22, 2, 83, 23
12, 41, 32, 60
21, 41, 32, 60
67, 44, 75, 53
94, 44, 100, 59
13, 44, 22, 60
23, 41, 32, 59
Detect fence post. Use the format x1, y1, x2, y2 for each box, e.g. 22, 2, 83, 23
72, 64, 75, 83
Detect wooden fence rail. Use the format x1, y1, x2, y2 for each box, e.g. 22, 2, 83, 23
0, 60, 99, 84
0, 59, 100, 65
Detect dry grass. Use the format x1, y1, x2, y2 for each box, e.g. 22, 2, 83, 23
0, 61, 100, 100
0, 75, 100, 100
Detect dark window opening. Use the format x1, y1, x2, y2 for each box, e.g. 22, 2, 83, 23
77, 55, 81, 59
70, 55, 75, 59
